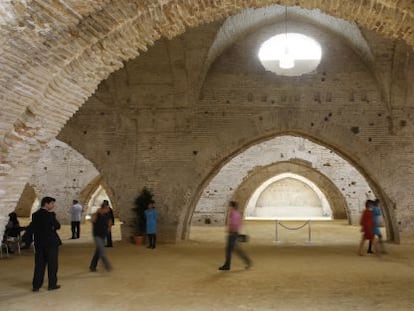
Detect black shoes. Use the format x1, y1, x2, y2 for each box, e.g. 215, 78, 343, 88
33, 285, 61, 291
48, 285, 61, 291
218, 262, 251, 270
89, 267, 97, 272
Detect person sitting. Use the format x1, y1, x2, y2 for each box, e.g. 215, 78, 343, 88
3, 212, 24, 253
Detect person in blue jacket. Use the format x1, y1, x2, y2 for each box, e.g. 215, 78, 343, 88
368, 198, 386, 254
145, 200, 157, 249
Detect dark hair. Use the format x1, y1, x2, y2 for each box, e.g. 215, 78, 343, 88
41, 196, 56, 207
365, 200, 373, 208
8, 212, 18, 223
229, 201, 239, 209
101, 200, 110, 208
73, 200, 78, 204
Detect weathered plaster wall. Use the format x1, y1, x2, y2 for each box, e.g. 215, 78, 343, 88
29, 139, 99, 224
233, 161, 348, 220
254, 178, 325, 216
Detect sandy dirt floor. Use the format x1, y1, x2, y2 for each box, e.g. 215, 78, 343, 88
1, 220, 414, 311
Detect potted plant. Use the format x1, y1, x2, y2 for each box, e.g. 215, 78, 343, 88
132, 187, 154, 245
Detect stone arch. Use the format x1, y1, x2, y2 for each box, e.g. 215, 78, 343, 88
246, 174, 332, 218
185, 132, 398, 242
232, 161, 348, 220
0, 0, 411, 237
14, 183, 38, 217
80, 175, 118, 219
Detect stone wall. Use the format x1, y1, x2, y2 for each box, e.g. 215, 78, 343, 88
29, 139, 99, 224
255, 178, 325, 217
58, 15, 414, 242
1, 1, 414, 240
193, 136, 374, 228
233, 161, 348, 220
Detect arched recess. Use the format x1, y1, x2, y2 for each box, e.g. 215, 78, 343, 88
1, 1, 413, 230
14, 183, 39, 217
80, 175, 118, 219
187, 133, 397, 242
232, 161, 348, 220
245, 173, 333, 218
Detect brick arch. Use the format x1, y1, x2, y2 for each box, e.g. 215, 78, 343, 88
79, 175, 119, 218
0, 0, 411, 234
14, 183, 38, 218
232, 161, 348, 220
184, 132, 398, 242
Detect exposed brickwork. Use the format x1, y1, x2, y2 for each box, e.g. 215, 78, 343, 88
0, 2, 413, 241
29, 139, 99, 224
58, 18, 412, 242
193, 136, 374, 228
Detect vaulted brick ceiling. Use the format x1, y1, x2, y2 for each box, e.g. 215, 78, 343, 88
0, 0, 413, 228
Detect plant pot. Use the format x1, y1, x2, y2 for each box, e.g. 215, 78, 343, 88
134, 235, 144, 245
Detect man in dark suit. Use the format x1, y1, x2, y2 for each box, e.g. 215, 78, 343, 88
32, 196, 62, 292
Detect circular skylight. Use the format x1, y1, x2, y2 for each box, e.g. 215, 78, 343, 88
258, 33, 322, 76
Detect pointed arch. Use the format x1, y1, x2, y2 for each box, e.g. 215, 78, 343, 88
185, 132, 398, 242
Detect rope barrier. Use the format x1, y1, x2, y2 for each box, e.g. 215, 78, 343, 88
278, 220, 310, 231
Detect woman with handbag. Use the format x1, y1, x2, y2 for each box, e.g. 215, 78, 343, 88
218, 201, 252, 271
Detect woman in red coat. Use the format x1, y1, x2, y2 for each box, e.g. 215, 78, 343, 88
358, 200, 378, 256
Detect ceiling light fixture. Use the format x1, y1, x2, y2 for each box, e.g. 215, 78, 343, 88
279, 6, 294, 69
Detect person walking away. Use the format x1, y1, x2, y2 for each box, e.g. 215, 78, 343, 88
89, 202, 113, 272
71, 200, 83, 239
219, 201, 252, 271
358, 200, 379, 256
145, 200, 157, 249
32, 196, 62, 292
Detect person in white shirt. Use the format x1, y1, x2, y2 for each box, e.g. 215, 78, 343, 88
71, 200, 83, 239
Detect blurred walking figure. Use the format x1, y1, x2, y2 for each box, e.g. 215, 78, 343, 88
368, 198, 386, 254
358, 200, 379, 256
219, 201, 252, 271
71, 200, 83, 239
89, 201, 113, 272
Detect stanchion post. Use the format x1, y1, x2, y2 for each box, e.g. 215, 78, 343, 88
275, 219, 279, 242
